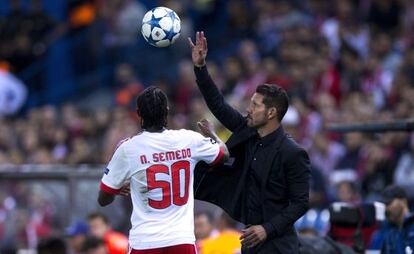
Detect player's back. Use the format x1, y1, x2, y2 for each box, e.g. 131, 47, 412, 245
112, 129, 222, 249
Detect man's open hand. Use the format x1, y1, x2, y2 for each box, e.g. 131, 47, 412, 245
197, 119, 216, 139
188, 31, 208, 67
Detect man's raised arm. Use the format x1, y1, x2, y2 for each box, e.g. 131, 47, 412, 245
189, 31, 245, 132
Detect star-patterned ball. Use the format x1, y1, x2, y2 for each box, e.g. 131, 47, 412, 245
141, 7, 181, 48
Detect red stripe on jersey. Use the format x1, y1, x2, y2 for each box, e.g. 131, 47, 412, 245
100, 182, 121, 195
209, 147, 224, 166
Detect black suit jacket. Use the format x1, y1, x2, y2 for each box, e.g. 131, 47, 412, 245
193, 66, 311, 254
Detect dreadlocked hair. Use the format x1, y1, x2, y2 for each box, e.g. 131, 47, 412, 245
136, 86, 168, 130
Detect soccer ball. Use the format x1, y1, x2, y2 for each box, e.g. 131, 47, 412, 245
141, 7, 181, 48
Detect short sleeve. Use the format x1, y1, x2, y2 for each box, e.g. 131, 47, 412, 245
100, 144, 130, 194
191, 132, 223, 166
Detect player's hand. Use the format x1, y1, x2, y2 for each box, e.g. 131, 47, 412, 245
240, 225, 267, 249
188, 31, 208, 67
197, 119, 216, 139
119, 183, 130, 197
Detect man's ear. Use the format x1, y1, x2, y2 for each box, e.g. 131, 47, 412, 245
267, 107, 277, 120
136, 108, 141, 117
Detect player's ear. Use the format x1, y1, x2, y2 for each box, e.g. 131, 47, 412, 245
136, 108, 141, 117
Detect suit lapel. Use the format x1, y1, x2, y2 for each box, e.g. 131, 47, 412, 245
260, 127, 286, 188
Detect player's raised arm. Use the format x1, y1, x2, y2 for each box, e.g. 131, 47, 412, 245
197, 119, 229, 164
189, 32, 245, 132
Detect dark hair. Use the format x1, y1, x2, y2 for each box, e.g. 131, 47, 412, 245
136, 86, 168, 130
81, 236, 106, 252
37, 237, 67, 254
256, 84, 289, 122
380, 185, 407, 205
88, 212, 109, 225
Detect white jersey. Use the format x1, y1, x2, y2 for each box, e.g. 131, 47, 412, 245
100, 129, 223, 249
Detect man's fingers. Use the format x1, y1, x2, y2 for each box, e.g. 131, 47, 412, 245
246, 240, 259, 248
241, 233, 256, 243
195, 31, 200, 45
241, 236, 259, 249
198, 119, 208, 126
120, 191, 129, 196
197, 122, 207, 131
198, 31, 202, 43
240, 229, 254, 239
188, 37, 195, 48
203, 37, 208, 52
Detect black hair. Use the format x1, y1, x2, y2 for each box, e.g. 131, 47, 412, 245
37, 237, 67, 254
256, 84, 289, 122
81, 236, 106, 252
136, 86, 168, 130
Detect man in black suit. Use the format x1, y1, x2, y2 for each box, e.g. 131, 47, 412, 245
189, 32, 311, 254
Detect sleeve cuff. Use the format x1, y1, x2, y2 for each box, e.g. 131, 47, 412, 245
100, 182, 121, 195
209, 147, 224, 166
262, 222, 277, 238
194, 65, 209, 80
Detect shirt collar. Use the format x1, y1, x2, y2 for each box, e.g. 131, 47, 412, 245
257, 126, 284, 146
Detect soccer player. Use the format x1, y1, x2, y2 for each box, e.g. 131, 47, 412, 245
97, 86, 229, 254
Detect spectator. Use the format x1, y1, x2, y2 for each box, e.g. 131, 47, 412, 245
114, 63, 144, 108
1, 1, 414, 252
330, 170, 361, 204
394, 134, 414, 205
194, 211, 218, 251
361, 141, 395, 202
309, 132, 346, 180
308, 166, 328, 209
87, 212, 128, 254
200, 212, 241, 254
370, 185, 414, 253
66, 220, 89, 254
334, 132, 365, 174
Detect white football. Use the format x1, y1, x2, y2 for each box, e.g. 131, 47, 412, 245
141, 7, 181, 48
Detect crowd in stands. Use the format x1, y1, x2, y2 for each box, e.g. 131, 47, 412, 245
1, 0, 414, 253
36, 212, 128, 254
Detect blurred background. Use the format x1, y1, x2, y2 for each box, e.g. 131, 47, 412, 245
0, 0, 414, 253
